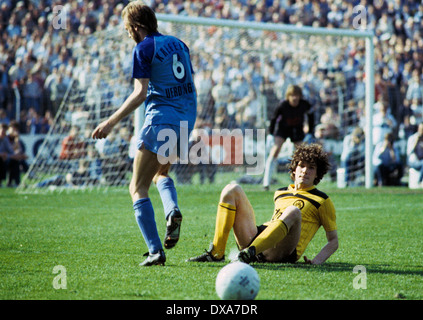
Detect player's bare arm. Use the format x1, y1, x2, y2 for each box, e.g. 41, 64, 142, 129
304, 230, 338, 265
92, 78, 148, 139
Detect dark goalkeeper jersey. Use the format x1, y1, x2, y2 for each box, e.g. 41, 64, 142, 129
268, 99, 314, 137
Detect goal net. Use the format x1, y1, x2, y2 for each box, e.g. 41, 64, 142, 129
17, 14, 374, 194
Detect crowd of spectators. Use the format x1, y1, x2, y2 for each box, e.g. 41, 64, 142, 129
1, 0, 423, 187
0, 0, 127, 133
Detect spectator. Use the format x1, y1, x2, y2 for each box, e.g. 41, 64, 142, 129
214, 106, 236, 130
65, 158, 97, 187
261, 75, 280, 117
211, 76, 231, 111
376, 12, 394, 37
327, 3, 343, 27
340, 126, 365, 187
410, 97, 423, 125
71, 106, 90, 129
18, 110, 27, 133
7, 120, 28, 186
0, 123, 13, 186
23, 73, 42, 112
99, 130, 128, 185
59, 125, 86, 160
352, 71, 366, 102
49, 74, 67, 115
0, 64, 10, 110
0, 108, 10, 125
400, 99, 416, 141
43, 66, 58, 112
8, 57, 25, 85
319, 78, 338, 113
373, 132, 404, 186
315, 106, 340, 139
88, 142, 103, 178
407, 122, 423, 187
0, 123, 26, 187
230, 73, 249, 101
172, 128, 217, 185
39, 110, 54, 134
373, 100, 398, 146
342, 99, 361, 134
6, 13, 20, 38
26, 107, 42, 134
383, 62, 403, 121
405, 70, 423, 105
36, 157, 99, 188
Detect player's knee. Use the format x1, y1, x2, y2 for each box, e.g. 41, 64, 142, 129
220, 183, 242, 202
152, 172, 168, 184
129, 180, 148, 200
292, 207, 301, 222
290, 206, 302, 221
279, 205, 301, 225
154, 164, 171, 183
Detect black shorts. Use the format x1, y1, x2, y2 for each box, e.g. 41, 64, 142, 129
274, 125, 305, 143
252, 224, 298, 264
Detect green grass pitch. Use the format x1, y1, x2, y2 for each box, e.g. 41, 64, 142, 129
1, 174, 422, 300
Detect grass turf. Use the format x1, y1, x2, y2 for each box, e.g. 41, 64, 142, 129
1, 175, 423, 300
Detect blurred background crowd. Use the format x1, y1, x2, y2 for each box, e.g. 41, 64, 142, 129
1, 0, 423, 188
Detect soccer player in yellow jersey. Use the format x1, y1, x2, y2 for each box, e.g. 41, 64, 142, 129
187, 143, 338, 265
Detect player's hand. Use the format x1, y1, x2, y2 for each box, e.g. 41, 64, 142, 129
92, 120, 113, 139
303, 256, 314, 264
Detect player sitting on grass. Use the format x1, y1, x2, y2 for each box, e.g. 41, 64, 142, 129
187, 143, 338, 265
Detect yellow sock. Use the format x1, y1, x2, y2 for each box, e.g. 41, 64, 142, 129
250, 219, 288, 254
211, 202, 236, 259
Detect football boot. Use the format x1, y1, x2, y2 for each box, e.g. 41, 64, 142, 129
164, 208, 183, 249
236, 246, 257, 264
139, 249, 166, 266
186, 243, 225, 262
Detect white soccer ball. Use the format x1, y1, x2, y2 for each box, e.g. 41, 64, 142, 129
215, 262, 260, 300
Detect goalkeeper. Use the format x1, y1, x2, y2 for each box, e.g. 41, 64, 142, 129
263, 84, 314, 191
92, 2, 197, 266
187, 143, 338, 265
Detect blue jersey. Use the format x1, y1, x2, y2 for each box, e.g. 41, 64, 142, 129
132, 32, 197, 129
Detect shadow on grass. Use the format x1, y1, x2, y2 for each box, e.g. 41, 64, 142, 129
252, 261, 423, 277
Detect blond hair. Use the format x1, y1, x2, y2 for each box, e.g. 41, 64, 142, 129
122, 1, 158, 34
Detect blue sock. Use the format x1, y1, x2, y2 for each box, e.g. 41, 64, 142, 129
133, 198, 162, 254
156, 177, 178, 220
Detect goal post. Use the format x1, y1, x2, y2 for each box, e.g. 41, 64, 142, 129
17, 14, 375, 194
155, 14, 375, 188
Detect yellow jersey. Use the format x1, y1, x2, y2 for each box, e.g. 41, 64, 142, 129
269, 184, 337, 260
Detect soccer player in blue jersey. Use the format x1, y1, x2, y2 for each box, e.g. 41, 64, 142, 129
92, 2, 197, 266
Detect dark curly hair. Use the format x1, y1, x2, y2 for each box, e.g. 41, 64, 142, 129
288, 143, 330, 185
